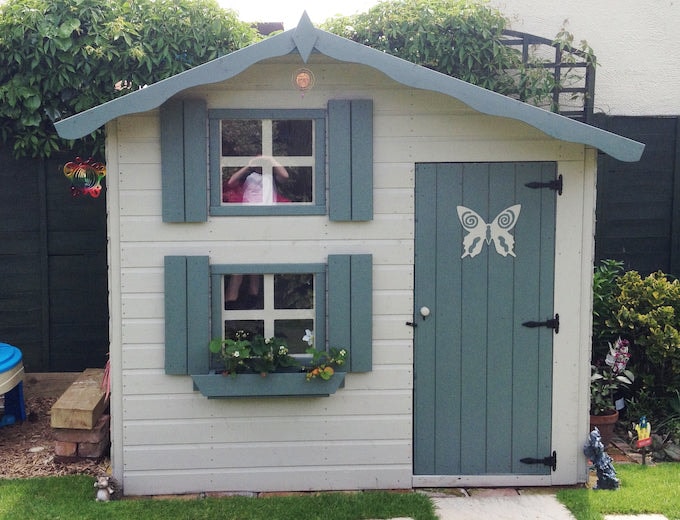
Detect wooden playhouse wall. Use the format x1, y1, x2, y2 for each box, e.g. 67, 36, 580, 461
107, 57, 592, 495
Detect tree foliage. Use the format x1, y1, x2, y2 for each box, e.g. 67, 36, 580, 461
0, 0, 593, 159
0, 0, 258, 158
322, 0, 580, 108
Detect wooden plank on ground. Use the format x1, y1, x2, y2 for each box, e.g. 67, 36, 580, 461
50, 369, 108, 429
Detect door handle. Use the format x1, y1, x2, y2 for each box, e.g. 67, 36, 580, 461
406, 306, 431, 327
522, 313, 559, 334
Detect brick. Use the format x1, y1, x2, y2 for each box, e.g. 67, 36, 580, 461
77, 431, 110, 458
53, 415, 110, 443
54, 440, 78, 457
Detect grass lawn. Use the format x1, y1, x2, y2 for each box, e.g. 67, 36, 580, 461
0, 475, 436, 520
557, 463, 680, 520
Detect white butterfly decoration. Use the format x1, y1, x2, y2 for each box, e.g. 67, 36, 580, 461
456, 205, 522, 258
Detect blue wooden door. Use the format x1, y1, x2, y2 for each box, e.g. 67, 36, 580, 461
414, 162, 557, 476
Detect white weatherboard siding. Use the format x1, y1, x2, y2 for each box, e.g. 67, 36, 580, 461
107, 57, 592, 495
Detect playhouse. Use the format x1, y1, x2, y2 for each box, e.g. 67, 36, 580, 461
55, 14, 643, 495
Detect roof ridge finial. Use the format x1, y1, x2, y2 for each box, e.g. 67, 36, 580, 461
293, 11, 318, 63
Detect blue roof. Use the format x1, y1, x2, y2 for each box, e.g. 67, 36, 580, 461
54, 12, 643, 162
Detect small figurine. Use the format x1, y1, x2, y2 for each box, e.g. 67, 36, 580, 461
635, 416, 652, 446
94, 476, 115, 502
584, 427, 620, 490
635, 416, 653, 464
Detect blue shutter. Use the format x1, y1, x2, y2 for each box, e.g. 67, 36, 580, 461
328, 254, 372, 372
328, 99, 373, 221
160, 99, 207, 222
160, 101, 185, 223
164, 256, 210, 375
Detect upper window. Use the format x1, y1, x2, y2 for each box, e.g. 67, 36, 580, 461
209, 109, 326, 216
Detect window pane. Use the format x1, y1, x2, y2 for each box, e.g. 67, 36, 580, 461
275, 319, 314, 354
211, 320, 265, 370
276, 167, 312, 203
223, 166, 311, 204
224, 274, 264, 310
224, 320, 264, 339
221, 120, 262, 156
273, 120, 312, 156
274, 274, 313, 309
222, 166, 263, 203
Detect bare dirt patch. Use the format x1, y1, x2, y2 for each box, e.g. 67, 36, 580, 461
0, 396, 109, 479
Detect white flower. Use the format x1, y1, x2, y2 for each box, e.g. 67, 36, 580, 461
233, 351, 240, 358
339, 349, 347, 357
279, 345, 288, 355
302, 329, 314, 346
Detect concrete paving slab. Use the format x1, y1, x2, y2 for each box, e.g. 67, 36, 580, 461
432, 493, 577, 520
604, 515, 668, 520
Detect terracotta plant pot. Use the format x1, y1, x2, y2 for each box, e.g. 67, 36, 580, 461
590, 410, 619, 446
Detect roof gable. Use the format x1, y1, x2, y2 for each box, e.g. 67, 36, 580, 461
54, 12, 643, 162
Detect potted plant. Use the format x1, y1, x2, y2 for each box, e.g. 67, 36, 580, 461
590, 337, 635, 443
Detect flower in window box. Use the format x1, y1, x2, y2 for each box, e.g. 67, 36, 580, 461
302, 329, 314, 346
209, 330, 252, 377
209, 330, 297, 377
302, 330, 347, 381
248, 335, 298, 375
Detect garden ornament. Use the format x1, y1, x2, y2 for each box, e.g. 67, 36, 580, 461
94, 475, 114, 502
583, 427, 619, 490
635, 416, 652, 465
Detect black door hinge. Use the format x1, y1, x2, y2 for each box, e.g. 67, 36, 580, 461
520, 450, 557, 471
522, 314, 559, 334
525, 174, 563, 196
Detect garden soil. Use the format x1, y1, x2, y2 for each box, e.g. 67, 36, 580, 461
0, 396, 109, 479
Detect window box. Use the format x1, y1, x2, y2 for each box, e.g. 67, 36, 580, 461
192, 371, 346, 398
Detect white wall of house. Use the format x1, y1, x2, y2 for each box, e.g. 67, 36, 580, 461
490, 0, 680, 116
105, 56, 594, 495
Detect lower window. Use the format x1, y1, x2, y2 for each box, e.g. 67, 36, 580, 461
210, 264, 326, 370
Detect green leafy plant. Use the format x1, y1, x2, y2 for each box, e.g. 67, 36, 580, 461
608, 270, 680, 394
625, 387, 667, 431
209, 330, 252, 376
322, 0, 595, 111
591, 337, 634, 415
209, 330, 297, 377
592, 259, 625, 359
301, 329, 347, 381
0, 0, 258, 158
593, 264, 680, 438
248, 335, 299, 375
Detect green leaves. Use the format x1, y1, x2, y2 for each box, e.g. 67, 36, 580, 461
0, 0, 258, 158
58, 17, 80, 36
600, 267, 680, 396
322, 0, 589, 110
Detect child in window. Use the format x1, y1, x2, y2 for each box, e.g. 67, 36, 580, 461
223, 156, 290, 204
